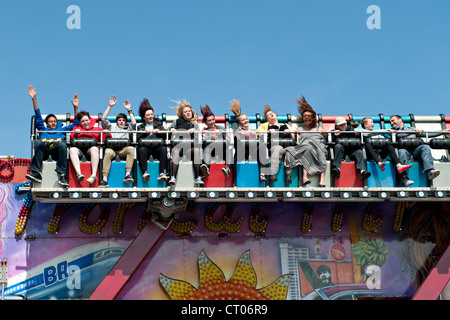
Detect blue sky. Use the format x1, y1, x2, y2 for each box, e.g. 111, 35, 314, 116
1, 0, 449, 158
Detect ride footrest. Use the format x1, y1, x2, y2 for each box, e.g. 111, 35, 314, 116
333, 162, 364, 188
108, 161, 135, 188
236, 161, 264, 188
366, 161, 396, 188
175, 161, 195, 188
204, 162, 233, 188
136, 161, 166, 188
34, 161, 59, 188
269, 161, 299, 188
69, 162, 99, 188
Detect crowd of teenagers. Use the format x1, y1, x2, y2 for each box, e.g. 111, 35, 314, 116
25, 85, 449, 188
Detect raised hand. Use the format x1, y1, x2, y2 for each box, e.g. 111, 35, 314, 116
109, 96, 117, 107
72, 94, 79, 108
123, 99, 131, 111
27, 85, 37, 100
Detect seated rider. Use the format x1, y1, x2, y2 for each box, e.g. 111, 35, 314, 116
284, 96, 328, 187
389, 115, 441, 187
168, 100, 202, 186
229, 99, 258, 163
99, 96, 137, 188
136, 98, 169, 183
361, 116, 412, 184
331, 117, 371, 181
256, 104, 294, 183
69, 109, 106, 184
199, 104, 231, 178
26, 85, 79, 187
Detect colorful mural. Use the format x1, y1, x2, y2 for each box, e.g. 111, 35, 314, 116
160, 250, 292, 300
0, 182, 449, 300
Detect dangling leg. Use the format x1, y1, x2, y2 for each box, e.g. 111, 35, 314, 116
87, 147, 99, 184
319, 171, 326, 187
69, 147, 84, 181
137, 146, 150, 182
302, 167, 311, 185
170, 146, 182, 185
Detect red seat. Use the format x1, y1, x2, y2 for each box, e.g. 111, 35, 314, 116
333, 162, 364, 187
69, 162, 99, 188
322, 115, 349, 132
203, 162, 233, 188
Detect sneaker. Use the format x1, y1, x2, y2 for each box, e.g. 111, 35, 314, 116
169, 176, 176, 186
221, 166, 230, 177
194, 176, 204, 185
200, 164, 210, 177
360, 170, 371, 181
403, 179, 415, 187
99, 180, 109, 188
123, 175, 134, 184
143, 172, 150, 183
58, 174, 69, 187
87, 175, 96, 184
157, 173, 168, 182
77, 173, 85, 181
26, 172, 42, 183
331, 168, 340, 178
427, 169, 440, 180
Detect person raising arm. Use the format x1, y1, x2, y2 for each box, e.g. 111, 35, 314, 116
26, 85, 79, 187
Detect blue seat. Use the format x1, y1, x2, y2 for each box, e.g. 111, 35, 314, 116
108, 162, 135, 188
270, 162, 298, 187
136, 161, 165, 188
366, 161, 396, 187
236, 161, 265, 188
405, 161, 428, 187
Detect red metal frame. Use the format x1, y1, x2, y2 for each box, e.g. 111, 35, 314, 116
89, 219, 172, 300
412, 244, 450, 300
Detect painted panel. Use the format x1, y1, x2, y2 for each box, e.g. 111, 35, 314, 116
0, 183, 449, 300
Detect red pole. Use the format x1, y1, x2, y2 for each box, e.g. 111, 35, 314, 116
89, 219, 172, 300
412, 244, 450, 300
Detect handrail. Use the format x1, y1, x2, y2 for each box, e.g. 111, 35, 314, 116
35, 129, 450, 141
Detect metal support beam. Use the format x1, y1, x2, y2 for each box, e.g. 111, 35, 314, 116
412, 244, 450, 300
89, 218, 172, 300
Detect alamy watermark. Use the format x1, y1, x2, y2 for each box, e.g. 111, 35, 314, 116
66, 5, 381, 30
367, 5, 381, 30
67, 5, 81, 30
365, 264, 382, 289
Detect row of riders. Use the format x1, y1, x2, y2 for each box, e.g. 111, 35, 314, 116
25, 85, 448, 188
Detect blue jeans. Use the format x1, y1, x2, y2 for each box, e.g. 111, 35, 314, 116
29, 140, 68, 175
397, 145, 434, 179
